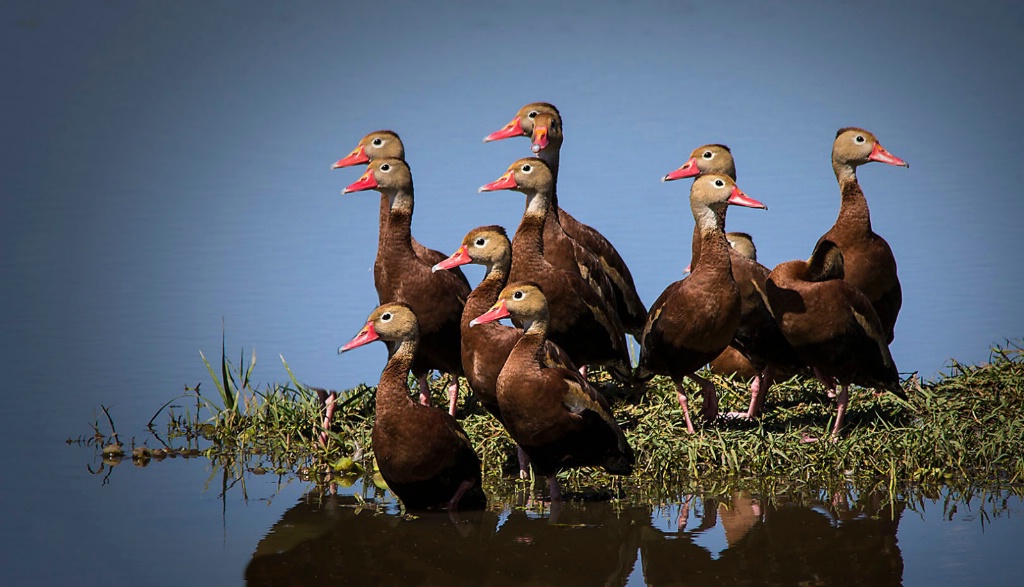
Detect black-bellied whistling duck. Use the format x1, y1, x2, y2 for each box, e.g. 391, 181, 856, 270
484, 103, 647, 336
342, 159, 469, 416
665, 145, 805, 419
479, 158, 632, 381
339, 303, 485, 510
433, 225, 576, 477
818, 127, 908, 343
709, 234, 760, 381
470, 281, 634, 501
637, 174, 767, 433
764, 240, 906, 440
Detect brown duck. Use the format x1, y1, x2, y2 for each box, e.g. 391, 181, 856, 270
339, 303, 485, 510
817, 127, 908, 343
637, 174, 767, 432
665, 144, 805, 419
479, 158, 631, 380
343, 158, 469, 415
471, 282, 634, 501
484, 102, 647, 336
765, 240, 906, 440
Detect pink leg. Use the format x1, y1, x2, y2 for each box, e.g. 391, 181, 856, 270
517, 446, 531, 479
830, 385, 850, 440
447, 478, 476, 511
319, 391, 337, 446
447, 377, 459, 417
417, 374, 431, 406
675, 380, 696, 434
754, 367, 774, 415
814, 368, 837, 398
690, 372, 719, 422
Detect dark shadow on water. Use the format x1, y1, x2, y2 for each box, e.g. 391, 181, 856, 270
244, 486, 908, 586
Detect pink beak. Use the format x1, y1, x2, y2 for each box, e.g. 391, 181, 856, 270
727, 186, 768, 210
478, 171, 517, 192
339, 322, 379, 352
663, 157, 700, 181
484, 117, 526, 142
432, 245, 471, 272
868, 142, 909, 167
342, 170, 378, 194
332, 146, 369, 169
469, 300, 510, 327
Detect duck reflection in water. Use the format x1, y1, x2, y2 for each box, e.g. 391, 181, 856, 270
641, 489, 905, 586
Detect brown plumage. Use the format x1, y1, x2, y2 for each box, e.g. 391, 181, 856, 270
817, 127, 908, 344
484, 102, 647, 336
342, 159, 469, 414
332, 130, 471, 290
339, 303, 485, 511
637, 174, 768, 432
668, 144, 806, 418
765, 239, 905, 440
479, 158, 632, 381
470, 282, 634, 502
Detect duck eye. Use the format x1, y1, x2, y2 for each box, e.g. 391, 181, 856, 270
380, 163, 391, 172
521, 164, 532, 173
714, 179, 725, 187
703, 151, 714, 159
372, 138, 383, 147
381, 312, 392, 322
513, 291, 524, 300
474, 238, 486, 247
855, 135, 866, 144
527, 111, 538, 119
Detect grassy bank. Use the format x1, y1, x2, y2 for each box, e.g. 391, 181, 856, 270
105, 340, 1023, 499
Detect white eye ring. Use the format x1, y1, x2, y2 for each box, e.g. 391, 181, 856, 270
513, 291, 524, 300
527, 111, 538, 119
381, 312, 392, 322
702, 151, 714, 159
521, 164, 532, 173
854, 135, 866, 144
474, 238, 486, 247
380, 163, 391, 172
371, 137, 384, 147
714, 179, 725, 187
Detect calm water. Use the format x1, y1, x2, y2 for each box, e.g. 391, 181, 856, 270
4, 2, 1023, 586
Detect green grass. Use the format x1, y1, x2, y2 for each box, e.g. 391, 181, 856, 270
84, 340, 1024, 501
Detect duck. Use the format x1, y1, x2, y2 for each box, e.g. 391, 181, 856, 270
764, 239, 906, 440
470, 281, 634, 501
484, 102, 647, 336
479, 157, 632, 381
343, 158, 470, 416
637, 174, 768, 432
817, 127, 908, 343
665, 144, 806, 419
433, 225, 577, 477
339, 302, 486, 510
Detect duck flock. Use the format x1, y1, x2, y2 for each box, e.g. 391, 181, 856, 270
330, 102, 909, 510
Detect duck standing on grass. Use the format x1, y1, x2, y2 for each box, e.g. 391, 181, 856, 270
471, 282, 634, 502
636, 174, 768, 432
339, 302, 485, 511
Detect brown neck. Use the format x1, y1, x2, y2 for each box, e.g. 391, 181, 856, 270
375, 339, 417, 415
536, 144, 561, 209
691, 205, 732, 277
509, 316, 549, 372
834, 175, 873, 235
511, 190, 552, 274
463, 265, 508, 330
381, 188, 415, 255
377, 194, 390, 252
